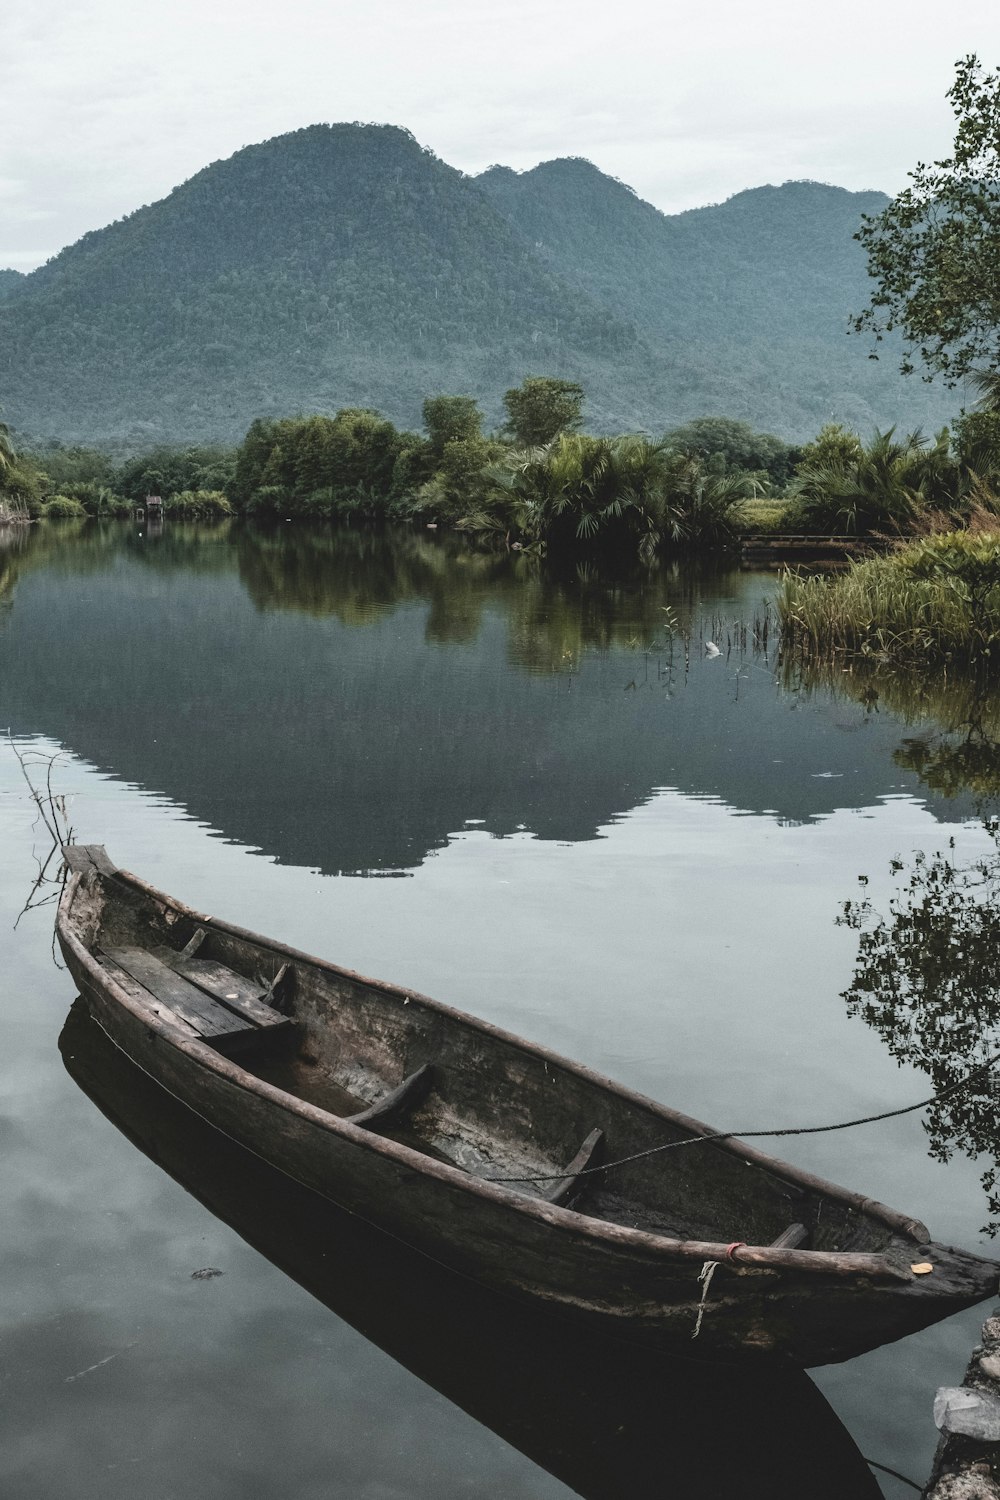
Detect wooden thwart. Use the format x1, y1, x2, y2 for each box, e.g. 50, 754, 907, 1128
350, 1064, 435, 1129
541, 1128, 606, 1208
101, 945, 291, 1053
103, 946, 250, 1039
160, 949, 287, 1030
99, 955, 202, 1041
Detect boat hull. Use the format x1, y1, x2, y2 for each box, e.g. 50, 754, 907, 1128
56, 850, 1000, 1367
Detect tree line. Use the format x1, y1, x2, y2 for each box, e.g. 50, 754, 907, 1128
3, 370, 1000, 556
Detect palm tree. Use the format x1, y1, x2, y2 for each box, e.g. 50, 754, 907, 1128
788, 428, 941, 534
969, 369, 1000, 414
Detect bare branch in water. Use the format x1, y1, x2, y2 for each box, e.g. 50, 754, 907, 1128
7, 732, 74, 938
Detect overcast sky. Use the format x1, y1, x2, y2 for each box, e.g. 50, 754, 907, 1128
1, 0, 997, 270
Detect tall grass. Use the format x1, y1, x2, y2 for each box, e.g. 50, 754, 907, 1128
778, 530, 1000, 667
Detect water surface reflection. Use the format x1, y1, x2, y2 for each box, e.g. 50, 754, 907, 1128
842, 817, 1000, 1235
0, 521, 990, 878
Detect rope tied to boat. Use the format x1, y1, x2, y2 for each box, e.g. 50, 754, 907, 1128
691, 1260, 719, 1339
484, 1044, 1000, 1186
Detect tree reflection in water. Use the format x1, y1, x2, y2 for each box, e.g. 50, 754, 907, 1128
784, 652, 1000, 803
841, 820, 1000, 1231
812, 657, 1000, 1228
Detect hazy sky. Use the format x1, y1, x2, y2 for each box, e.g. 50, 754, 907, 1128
2, 0, 997, 270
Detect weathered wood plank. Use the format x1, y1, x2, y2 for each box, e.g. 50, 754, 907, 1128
542, 1128, 606, 1207
98, 955, 202, 1040
62, 844, 117, 877
179, 928, 207, 961
163, 953, 288, 1029
102, 946, 251, 1039
771, 1223, 810, 1251
351, 1064, 435, 1128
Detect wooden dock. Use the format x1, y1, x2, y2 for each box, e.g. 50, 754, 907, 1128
739, 533, 880, 567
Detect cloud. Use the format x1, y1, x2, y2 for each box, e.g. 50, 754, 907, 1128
2, 0, 996, 266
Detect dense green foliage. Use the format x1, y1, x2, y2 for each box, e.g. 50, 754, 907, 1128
113, 445, 236, 502
0, 416, 43, 510
783, 409, 1000, 534
0, 429, 239, 520
0, 417, 14, 485
0, 270, 23, 303
501, 377, 584, 446
164, 490, 233, 520
785, 427, 952, 534
6, 370, 1000, 562
226, 380, 995, 551
38, 495, 88, 518
0, 125, 959, 445
421, 395, 483, 454
661, 417, 799, 485
226, 400, 759, 554
778, 528, 1000, 666
473, 436, 754, 554
230, 411, 422, 519
853, 56, 1000, 384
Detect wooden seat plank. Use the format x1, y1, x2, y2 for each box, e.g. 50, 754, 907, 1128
101, 946, 252, 1040
542, 1128, 605, 1207
157, 951, 287, 1029
99, 955, 202, 1040
351, 1064, 435, 1129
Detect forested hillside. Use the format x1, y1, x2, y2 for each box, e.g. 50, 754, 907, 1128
0, 125, 957, 444
0, 269, 24, 301
477, 164, 944, 435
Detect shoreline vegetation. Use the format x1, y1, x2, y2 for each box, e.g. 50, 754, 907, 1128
4, 372, 1000, 673
0, 496, 29, 525
3, 375, 999, 545
778, 527, 1000, 670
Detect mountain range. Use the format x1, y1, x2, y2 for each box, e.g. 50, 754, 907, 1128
0, 124, 958, 447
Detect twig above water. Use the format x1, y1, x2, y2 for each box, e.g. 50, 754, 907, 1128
7, 732, 74, 937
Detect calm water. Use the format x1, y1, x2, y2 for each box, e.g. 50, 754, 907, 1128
2, 519, 999, 1497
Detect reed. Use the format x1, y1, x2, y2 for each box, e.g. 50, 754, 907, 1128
777, 530, 1000, 668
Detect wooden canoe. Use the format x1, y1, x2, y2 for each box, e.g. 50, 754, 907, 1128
56, 844, 999, 1367
59, 997, 884, 1499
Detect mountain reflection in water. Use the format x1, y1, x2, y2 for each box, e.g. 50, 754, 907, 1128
59, 1002, 881, 1500
1, 521, 993, 878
